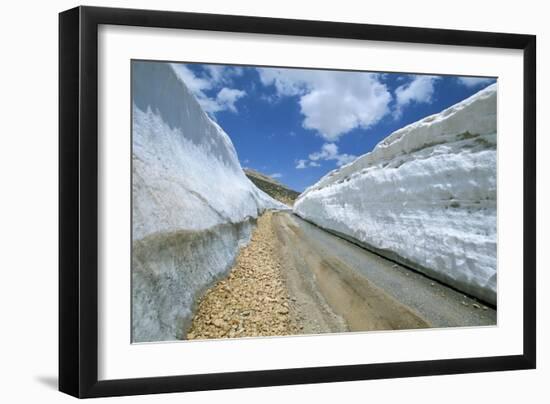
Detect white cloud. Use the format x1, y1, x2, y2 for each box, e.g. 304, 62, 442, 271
203, 65, 226, 84
457, 77, 494, 88
296, 159, 308, 169
296, 158, 323, 169
270, 173, 283, 179
394, 75, 439, 118
309, 142, 338, 161
171, 63, 246, 114
296, 143, 356, 169
295, 159, 320, 169
216, 88, 246, 113
257, 68, 392, 141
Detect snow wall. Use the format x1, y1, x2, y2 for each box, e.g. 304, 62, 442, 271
132, 61, 285, 342
294, 84, 497, 305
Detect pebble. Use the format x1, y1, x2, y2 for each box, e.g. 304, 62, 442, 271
186, 212, 300, 340
213, 319, 226, 328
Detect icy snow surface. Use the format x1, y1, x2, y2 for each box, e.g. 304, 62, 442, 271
132, 62, 285, 342
294, 84, 497, 305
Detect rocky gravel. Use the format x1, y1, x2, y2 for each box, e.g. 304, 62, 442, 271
187, 211, 300, 340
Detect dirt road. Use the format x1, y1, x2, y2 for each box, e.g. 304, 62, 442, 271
273, 211, 496, 331
187, 210, 496, 339
187, 212, 300, 340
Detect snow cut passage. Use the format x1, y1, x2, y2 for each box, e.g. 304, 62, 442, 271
132, 61, 285, 342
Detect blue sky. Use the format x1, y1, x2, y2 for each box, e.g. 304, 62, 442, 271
172, 62, 496, 192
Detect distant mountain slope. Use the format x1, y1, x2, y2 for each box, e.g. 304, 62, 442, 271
244, 169, 300, 206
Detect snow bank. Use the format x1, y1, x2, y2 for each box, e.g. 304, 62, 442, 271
132, 61, 284, 342
294, 84, 497, 305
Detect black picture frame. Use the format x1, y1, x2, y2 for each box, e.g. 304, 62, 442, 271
59, 5, 536, 398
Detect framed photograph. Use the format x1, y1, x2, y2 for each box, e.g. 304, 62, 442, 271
59, 6, 536, 398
